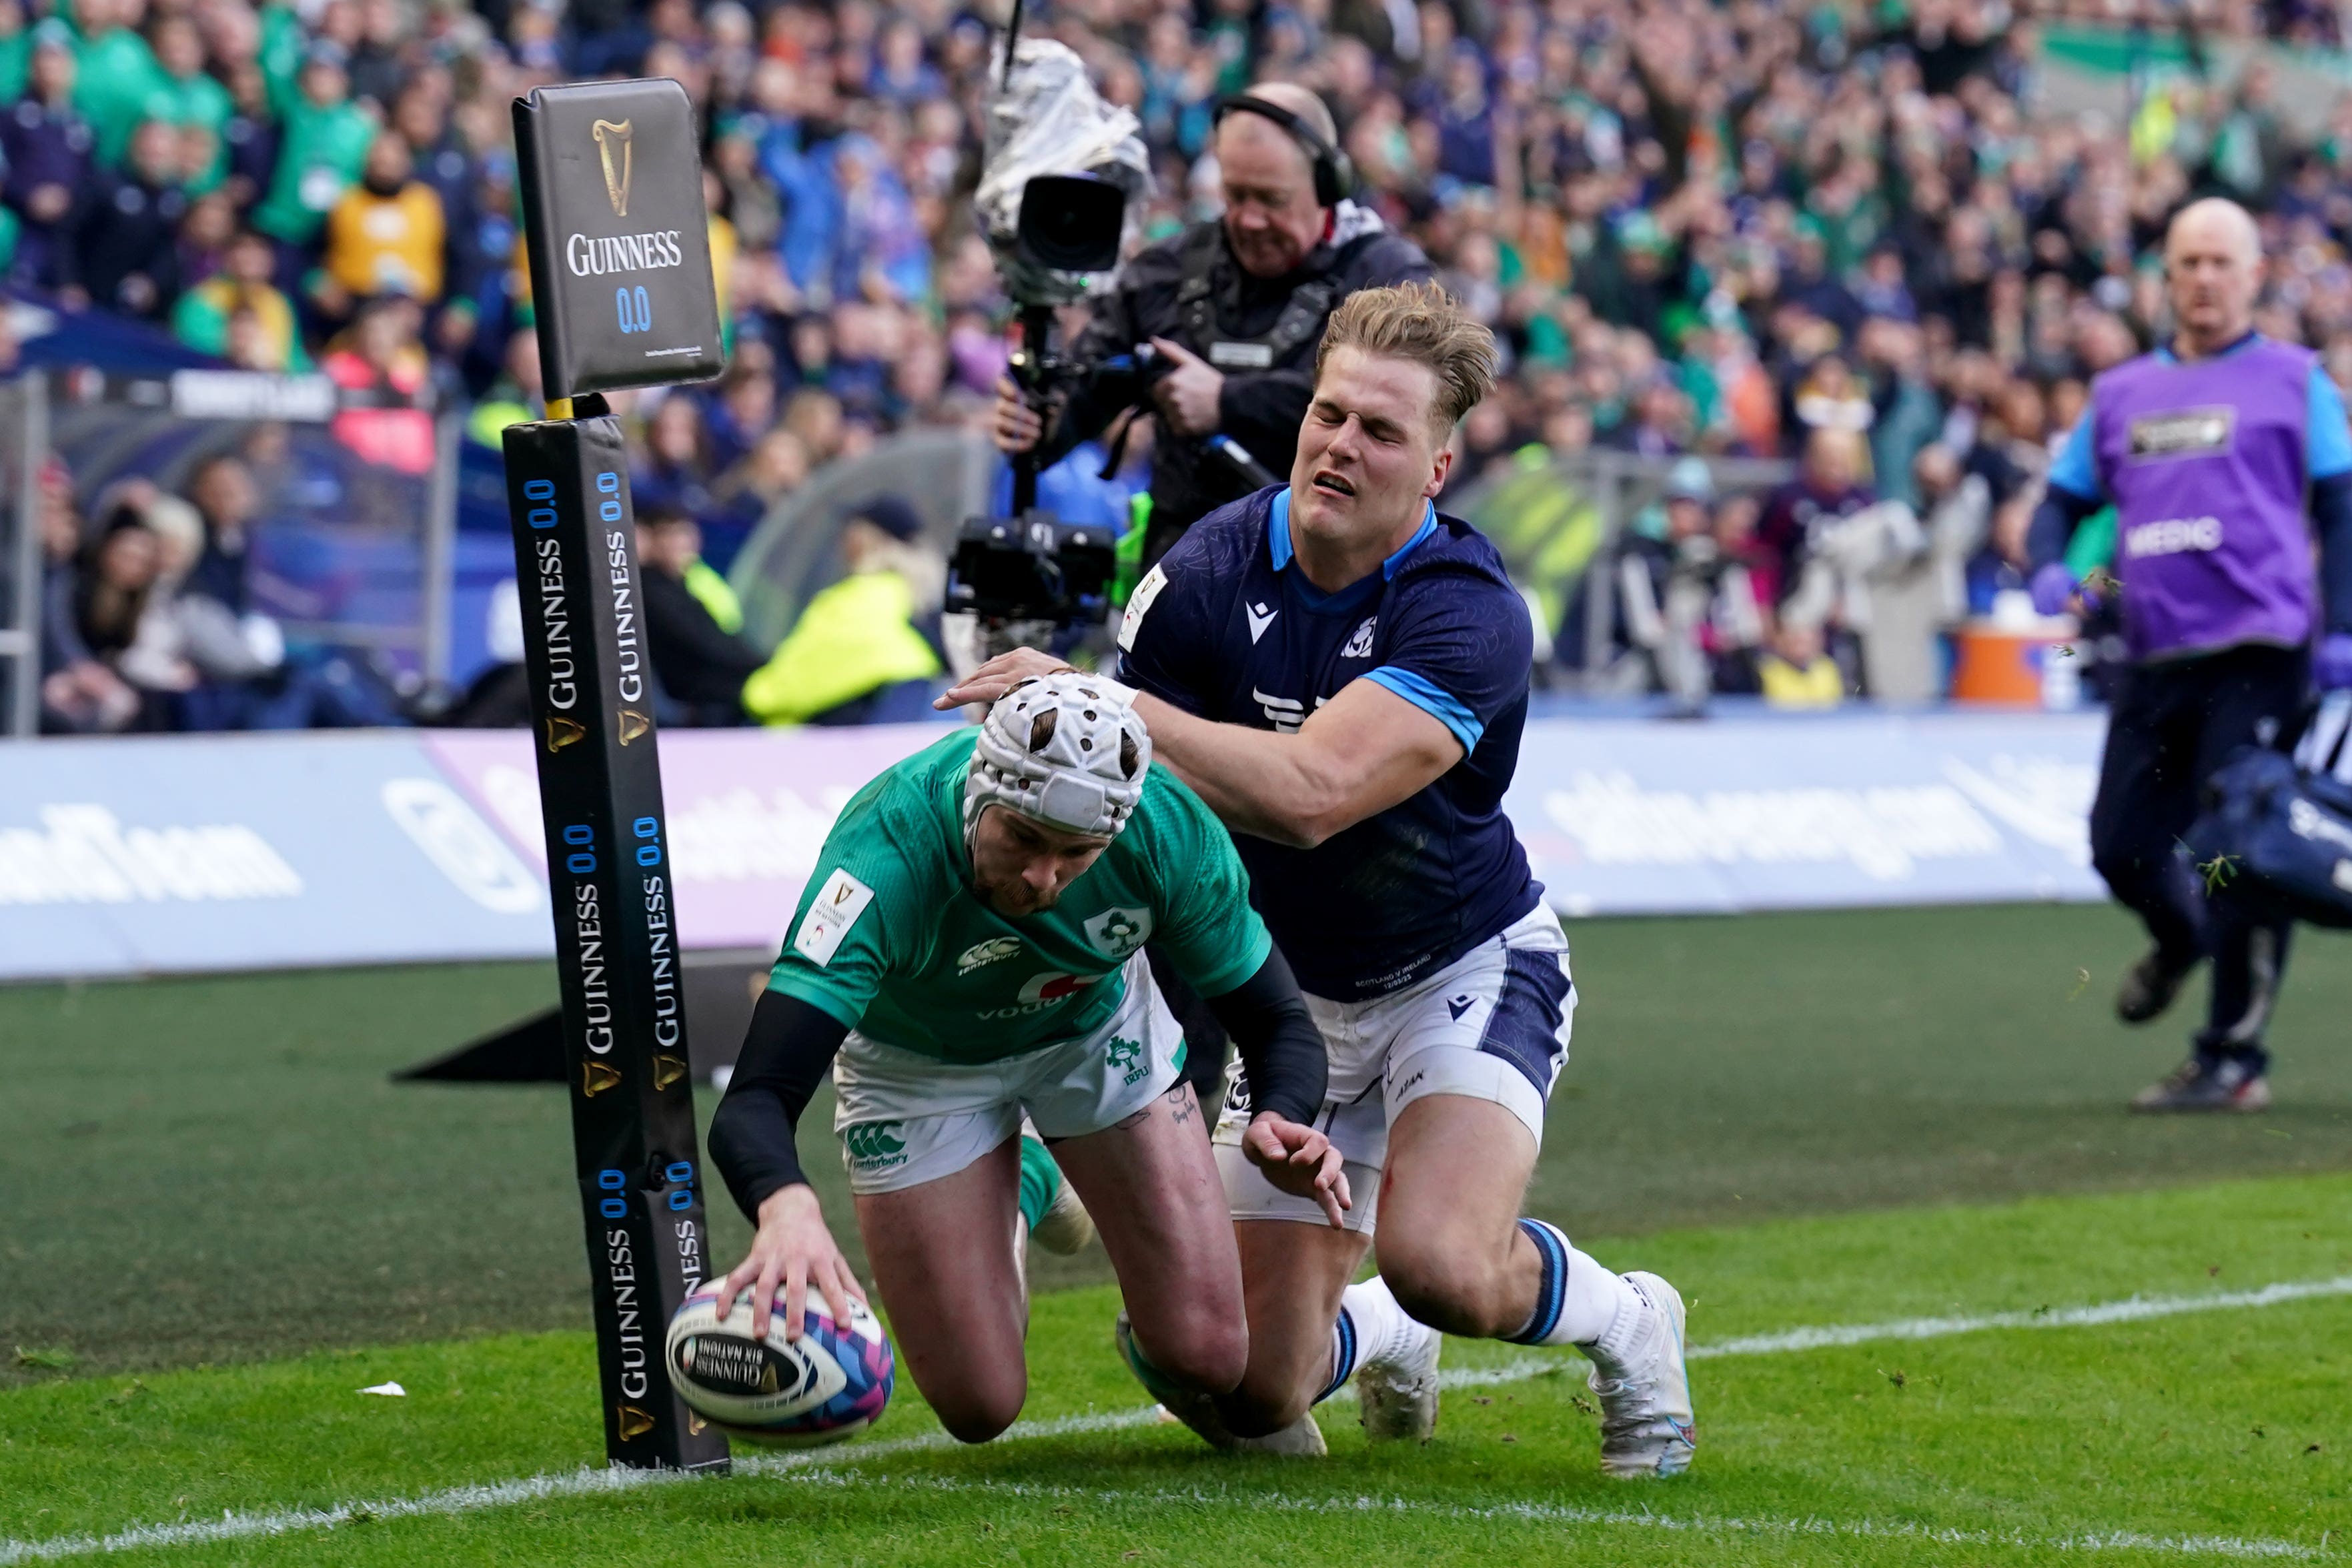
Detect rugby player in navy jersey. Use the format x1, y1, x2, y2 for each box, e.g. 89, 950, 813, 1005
944, 281, 1695, 1477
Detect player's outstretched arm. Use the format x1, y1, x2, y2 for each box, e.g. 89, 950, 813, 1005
1137, 679, 1460, 848
941, 650, 1461, 850
1200, 946, 1349, 1227
706, 991, 866, 1341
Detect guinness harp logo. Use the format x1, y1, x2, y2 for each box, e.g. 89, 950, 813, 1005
546, 716, 586, 752
583, 1060, 623, 1096
592, 119, 634, 217
616, 1403, 655, 1440
618, 708, 651, 746
652, 1054, 688, 1091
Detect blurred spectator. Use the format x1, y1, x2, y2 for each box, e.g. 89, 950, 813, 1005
37, 462, 141, 732
172, 227, 306, 368
249, 43, 373, 276
634, 393, 721, 521
78, 117, 187, 317
742, 495, 943, 726
69, 510, 163, 722
323, 295, 435, 472
315, 129, 444, 322
636, 504, 762, 726
1758, 428, 1877, 605
185, 452, 255, 611
710, 425, 810, 533
1757, 620, 1845, 708
6, 23, 95, 293
15, 0, 2352, 725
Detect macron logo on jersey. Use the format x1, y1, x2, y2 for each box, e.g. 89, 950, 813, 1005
1247, 602, 1277, 643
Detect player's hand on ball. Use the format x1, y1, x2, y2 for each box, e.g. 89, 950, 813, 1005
937, 647, 1075, 709
712, 1184, 866, 1343
1241, 1112, 1351, 1229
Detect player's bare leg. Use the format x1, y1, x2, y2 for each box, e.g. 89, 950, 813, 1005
1217, 1219, 1367, 1435
1379, 1094, 1696, 1477
1375, 1097, 1543, 1335
853, 1136, 1031, 1443
1053, 1081, 1250, 1397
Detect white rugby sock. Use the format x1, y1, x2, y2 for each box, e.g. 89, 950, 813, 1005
1507, 1218, 1643, 1358
1317, 1277, 1423, 1403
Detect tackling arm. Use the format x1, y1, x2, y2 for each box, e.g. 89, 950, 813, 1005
1131, 677, 1462, 849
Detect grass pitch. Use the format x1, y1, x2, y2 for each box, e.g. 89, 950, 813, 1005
5, 902, 2352, 1564
4, 1175, 2349, 1565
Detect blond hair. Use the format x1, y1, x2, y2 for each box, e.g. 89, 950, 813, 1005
1314, 281, 1499, 442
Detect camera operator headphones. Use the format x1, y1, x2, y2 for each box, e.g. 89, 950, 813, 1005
1212, 93, 1355, 207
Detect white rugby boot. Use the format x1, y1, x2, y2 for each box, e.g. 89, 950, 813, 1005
1115, 1311, 1326, 1455
1588, 1271, 1696, 1479
1356, 1315, 1441, 1444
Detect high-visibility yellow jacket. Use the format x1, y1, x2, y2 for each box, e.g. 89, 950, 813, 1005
684, 559, 742, 634
742, 571, 941, 725
1758, 654, 1844, 708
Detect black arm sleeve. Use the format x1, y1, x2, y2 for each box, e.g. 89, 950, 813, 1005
2025, 483, 2104, 572
705, 991, 852, 1222
1200, 945, 1326, 1127
2314, 472, 2352, 634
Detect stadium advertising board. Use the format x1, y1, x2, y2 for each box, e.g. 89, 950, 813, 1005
0, 714, 2108, 984
420, 723, 949, 952
1512, 711, 2107, 914
0, 733, 548, 982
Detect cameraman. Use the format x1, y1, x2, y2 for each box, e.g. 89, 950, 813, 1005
993, 85, 1431, 572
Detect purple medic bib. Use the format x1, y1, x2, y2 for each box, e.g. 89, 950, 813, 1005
2091, 336, 2317, 660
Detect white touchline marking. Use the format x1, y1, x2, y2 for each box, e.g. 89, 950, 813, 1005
1684, 1276, 2352, 1361
7, 1275, 2349, 1565
782, 1472, 2332, 1561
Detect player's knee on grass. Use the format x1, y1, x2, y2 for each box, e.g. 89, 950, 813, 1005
926, 1369, 1029, 1444
1132, 1313, 1249, 1397
1217, 1366, 1317, 1437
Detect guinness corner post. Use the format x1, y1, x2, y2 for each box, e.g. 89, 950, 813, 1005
506, 78, 728, 1473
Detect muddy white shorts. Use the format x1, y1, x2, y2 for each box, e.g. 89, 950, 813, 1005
832, 953, 1186, 1195
1213, 904, 1574, 1233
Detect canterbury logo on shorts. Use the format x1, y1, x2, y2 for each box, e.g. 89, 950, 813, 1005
842, 1121, 909, 1168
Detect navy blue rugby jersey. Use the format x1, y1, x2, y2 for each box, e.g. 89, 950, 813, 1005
1117, 484, 1541, 1002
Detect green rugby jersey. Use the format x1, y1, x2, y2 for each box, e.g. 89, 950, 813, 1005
768, 728, 1271, 1063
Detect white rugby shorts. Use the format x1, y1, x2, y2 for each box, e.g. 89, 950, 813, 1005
1213, 903, 1574, 1233
832, 952, 1186, 1195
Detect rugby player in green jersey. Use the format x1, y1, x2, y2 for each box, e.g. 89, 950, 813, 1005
706, 674, 1341, 1442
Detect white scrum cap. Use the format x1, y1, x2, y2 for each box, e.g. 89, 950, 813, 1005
964, 672, 1153, 842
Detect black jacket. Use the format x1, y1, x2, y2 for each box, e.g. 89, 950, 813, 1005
1040, 211, 1431, 558
643, 566, 764, 712
79, 173, 187, 317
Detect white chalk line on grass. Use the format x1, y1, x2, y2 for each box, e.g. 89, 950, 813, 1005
7, 1275, 2351, 1566
1690, 1275, 2352, 1361
782, 1471, 2333, 1561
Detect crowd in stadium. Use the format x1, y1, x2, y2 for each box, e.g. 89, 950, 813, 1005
26, 0, 2352, 731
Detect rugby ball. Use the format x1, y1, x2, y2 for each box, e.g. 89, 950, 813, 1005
664, 1282, 895, 1446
